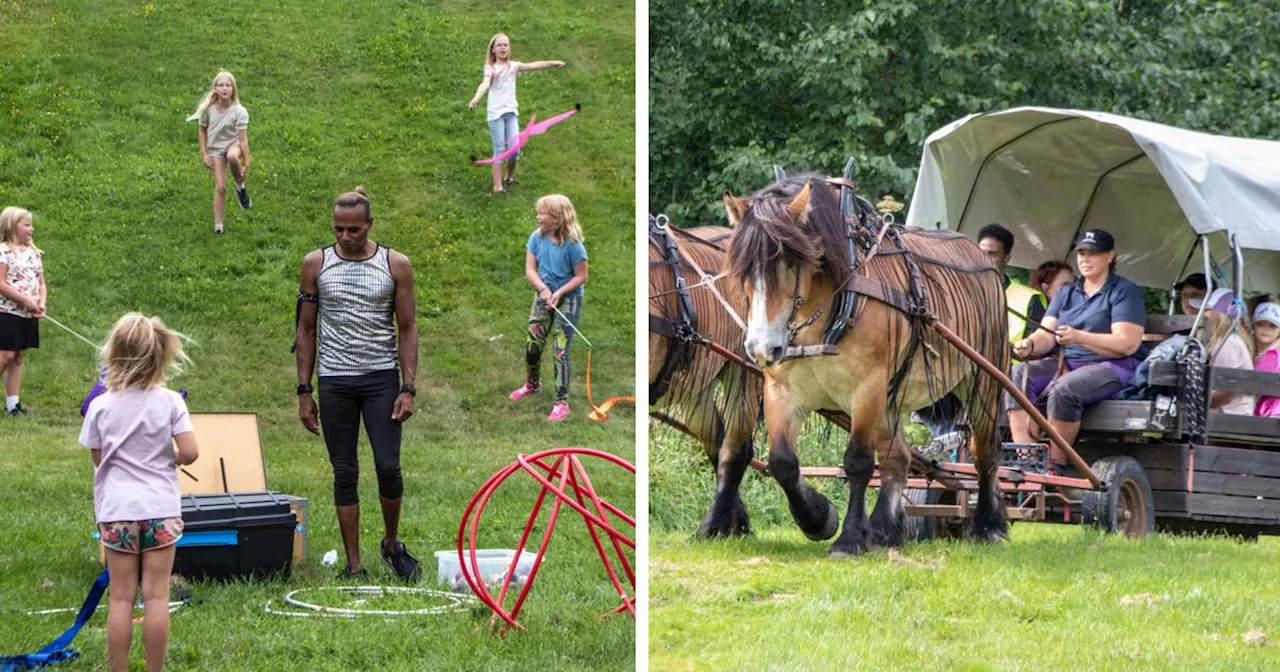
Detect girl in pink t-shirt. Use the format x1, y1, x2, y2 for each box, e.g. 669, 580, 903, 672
467, 33, 565, 194
1253, 302, 1280, 417
79, 313, 198, 672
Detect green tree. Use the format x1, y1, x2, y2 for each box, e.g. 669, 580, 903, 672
650, 0, 1280, 226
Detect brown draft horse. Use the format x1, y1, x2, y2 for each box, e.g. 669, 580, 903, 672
649, 224, 762, 537
725, 174, 1009, 556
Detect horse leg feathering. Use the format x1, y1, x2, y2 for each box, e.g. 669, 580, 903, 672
765, 392, 839, 541
868, 429, 910, 548
831, 373, 897, 557
695, 413, 755, 538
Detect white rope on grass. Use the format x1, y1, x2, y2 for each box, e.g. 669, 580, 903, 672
41, 314, 101, 350
24, 601, 185, 616
263, 586, 475, 619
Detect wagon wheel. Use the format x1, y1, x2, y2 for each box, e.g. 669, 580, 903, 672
1081, 456, 1154, 538
904, 488, 964, 542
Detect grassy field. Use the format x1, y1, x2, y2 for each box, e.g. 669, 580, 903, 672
651, 426, 1280, 669
651, 526, 1280, 670
0, 0, 635, 669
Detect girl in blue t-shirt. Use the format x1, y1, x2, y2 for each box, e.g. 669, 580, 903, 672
508, 195, 588, 421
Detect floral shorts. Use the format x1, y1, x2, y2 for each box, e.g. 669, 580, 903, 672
99, 517, 184, 554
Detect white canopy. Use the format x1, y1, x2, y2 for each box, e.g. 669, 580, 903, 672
905, 107, 1280, 292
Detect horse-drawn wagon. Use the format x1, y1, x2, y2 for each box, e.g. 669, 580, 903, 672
650, 107, 1280, 550
906, 107, 1280, 540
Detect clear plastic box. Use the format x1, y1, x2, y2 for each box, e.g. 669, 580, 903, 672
435, 549, 538, 590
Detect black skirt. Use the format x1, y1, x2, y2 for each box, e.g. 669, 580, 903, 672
0, 312, 39, 351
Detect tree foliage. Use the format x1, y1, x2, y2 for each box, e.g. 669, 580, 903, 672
650, 0, 1280, 225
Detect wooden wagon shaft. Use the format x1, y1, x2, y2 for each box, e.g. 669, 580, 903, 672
928, 318, 1103, 490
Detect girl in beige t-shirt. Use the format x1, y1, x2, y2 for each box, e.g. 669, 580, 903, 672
187, 71, 252, 233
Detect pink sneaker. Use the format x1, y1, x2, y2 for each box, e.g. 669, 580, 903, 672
547, 401, 570, 422
509, 382, 540, 401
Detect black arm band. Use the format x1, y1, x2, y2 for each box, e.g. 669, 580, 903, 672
291, 291, 320, 353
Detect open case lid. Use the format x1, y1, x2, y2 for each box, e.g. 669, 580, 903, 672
177, 412, 267, 494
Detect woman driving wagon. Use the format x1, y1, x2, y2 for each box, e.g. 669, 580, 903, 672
1006, 229, 1147, 472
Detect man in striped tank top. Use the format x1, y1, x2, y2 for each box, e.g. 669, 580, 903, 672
294, 187, 422, 582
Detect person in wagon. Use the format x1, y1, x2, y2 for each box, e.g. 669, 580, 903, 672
1253, 301, 1280, 418
1175, 272, 1209, 317
977, 223, 1048, 347
1007, 229, 1146, 471
1189, 288, 1256, 416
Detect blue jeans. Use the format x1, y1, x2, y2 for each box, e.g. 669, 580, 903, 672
487, 112, 519, 160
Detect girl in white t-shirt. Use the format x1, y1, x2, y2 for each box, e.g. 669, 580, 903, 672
0, 206, 45, 416
187, 71, 252, 233
80, 313, 198, 672
468, 33, 566, 194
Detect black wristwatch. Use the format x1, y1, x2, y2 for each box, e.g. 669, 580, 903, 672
297, 383, 314, 395
400, 384, 416, 397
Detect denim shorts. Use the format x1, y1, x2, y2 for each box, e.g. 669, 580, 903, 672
487, 112, 519, 160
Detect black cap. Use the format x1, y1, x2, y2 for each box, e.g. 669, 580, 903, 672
1174, 272, 1208, 291
1073, 229, 1115, 253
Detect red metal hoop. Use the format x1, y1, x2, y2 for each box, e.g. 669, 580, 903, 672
456, 448, 636, 635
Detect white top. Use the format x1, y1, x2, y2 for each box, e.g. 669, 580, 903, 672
316, 245, 398, 377
200, 103, 249, 155
1211, 333, 1256, 416
80, 387, 194, 523
484, 61, 521, 121
0, 242, 42, 317
906, 106, 1280, 292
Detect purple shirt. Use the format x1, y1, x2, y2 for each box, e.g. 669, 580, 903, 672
79, 387, 194, 523
1046, 273, 1147, 364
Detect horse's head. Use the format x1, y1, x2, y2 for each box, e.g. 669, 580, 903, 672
726, 175, 850, 368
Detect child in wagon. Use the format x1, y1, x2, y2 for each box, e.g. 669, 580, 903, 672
1252, 302, 1280, 417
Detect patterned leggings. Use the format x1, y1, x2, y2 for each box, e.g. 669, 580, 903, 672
524, 294, 581, 401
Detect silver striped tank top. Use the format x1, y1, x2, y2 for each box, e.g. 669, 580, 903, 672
317, 245, 398, 377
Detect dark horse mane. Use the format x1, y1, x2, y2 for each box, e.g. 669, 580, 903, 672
727, 174, 852, 292
725, 170, 1007, 440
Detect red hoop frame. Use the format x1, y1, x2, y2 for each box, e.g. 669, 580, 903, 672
455, 448, 636, 635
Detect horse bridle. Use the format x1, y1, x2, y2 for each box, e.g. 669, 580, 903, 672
778, 206, 896, 356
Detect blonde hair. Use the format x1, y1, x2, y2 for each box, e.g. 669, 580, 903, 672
485, 33, 512, 69
102, 313, 192, 391
0, 206, 40, 254
535, 194, 583, 244
186, 71, 240, 122
1205, 310, 1255, 363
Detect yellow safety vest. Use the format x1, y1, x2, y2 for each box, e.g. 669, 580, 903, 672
1006, 280, 1047, 363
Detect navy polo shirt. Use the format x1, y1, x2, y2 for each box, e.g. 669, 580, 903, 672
1044, 273, 1146, 363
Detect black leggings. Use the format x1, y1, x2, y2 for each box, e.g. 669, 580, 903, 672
319, 370, 403, 506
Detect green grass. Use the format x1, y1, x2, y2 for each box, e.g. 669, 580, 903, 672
652, 426, 1280, 669
651, 525, 1280, 670
0, 0, 634, 669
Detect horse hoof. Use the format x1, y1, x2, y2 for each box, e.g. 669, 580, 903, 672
969, 525, 1009, 544
802, 505, 840, 541
871, 530, 905, 549
694, 519, 752, 539
829, 544, 868, 559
